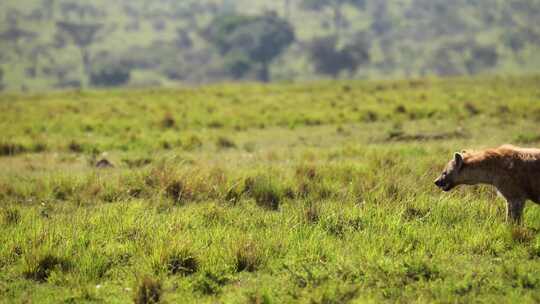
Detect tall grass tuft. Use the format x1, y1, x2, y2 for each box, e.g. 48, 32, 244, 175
295, 164, 319, 181
182, 135, 203, 151
510, 226, 535, 244
216, 136, 236, 149
22, 253, 71, 282
0, 141, 27, 156
68, 140, 84, 153
161, 113, 176, 129
224, 180, 244, 204
234, 239, 264, 273
403, 260, 440, 282
1, 208, 21, 225
165, 180, 193, 204
134, 276, 163, 304
164, 248, 199, 276
152, 242, 200, 276
193, 270, 230, 295
303, 202, 320, 224
244, 176, 282, 211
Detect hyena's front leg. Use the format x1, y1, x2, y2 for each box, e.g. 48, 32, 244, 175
505, 198, 525, 224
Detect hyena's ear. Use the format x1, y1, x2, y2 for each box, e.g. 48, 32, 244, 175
454, 152, 464, 169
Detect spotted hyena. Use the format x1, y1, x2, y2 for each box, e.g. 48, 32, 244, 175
434, 145, 540, 224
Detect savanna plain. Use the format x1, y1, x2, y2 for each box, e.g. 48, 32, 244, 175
1, 76, 540, 303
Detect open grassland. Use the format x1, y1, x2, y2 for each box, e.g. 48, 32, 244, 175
1, 76, 540, 303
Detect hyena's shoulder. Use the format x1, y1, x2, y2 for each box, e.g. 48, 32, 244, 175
493, 145, 540, 174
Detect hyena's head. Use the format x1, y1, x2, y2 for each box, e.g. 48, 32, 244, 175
434, 152, 464, 192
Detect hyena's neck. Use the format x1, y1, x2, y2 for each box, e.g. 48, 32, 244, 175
460, 158, 501, 186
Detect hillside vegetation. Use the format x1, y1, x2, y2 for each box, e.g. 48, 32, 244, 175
1, 0, 540, 91
1, 75, 540, 302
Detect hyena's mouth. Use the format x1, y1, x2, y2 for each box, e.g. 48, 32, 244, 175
435, 179, 453, 192
441, 183, 453, 192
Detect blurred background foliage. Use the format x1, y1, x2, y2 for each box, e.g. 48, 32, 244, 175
0, 0, 539, 91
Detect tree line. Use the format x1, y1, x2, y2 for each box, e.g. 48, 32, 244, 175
0, 0, 539, 90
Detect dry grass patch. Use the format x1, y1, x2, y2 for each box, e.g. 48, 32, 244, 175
511, 226, 535, 244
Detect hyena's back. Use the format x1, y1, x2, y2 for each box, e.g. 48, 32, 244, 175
495, 145, 540, 203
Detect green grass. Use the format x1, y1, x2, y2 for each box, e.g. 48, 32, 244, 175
1, 75, 540, 303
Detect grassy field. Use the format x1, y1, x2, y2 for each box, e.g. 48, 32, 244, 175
1, 75, 540, 303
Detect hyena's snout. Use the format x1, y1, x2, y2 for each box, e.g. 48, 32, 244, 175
434, 177, 453, 192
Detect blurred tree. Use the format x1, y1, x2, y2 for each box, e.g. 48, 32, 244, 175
301, 0, 365, 37
307, 34, 369, 78
370, 2, 393, 36
429, 47, 463, 76
153, 20, 166, 32
284, 0, 294, 20
60, 3, 104, 19
218, 0, 237, 14
90, 64, 131, 87
502, 29, 537, 52
308, 36, 349, 77
205, 12, 295, 81
176, 29, 193, 50
344, 32, 370, 66
0, 26, 38, 58
504, 32, 525, 52
466, 45, 498, 74
2, 0, 540, 88
6, 9, 22, 27
46, 64, 76, 85
42, 0, 56, 20
223, 52, 254, 79
0, 27, 38, 45
56, 21, 103, 86
427, 40, 473, 76
0, 68, 4, 91
28, 46, 53, 79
